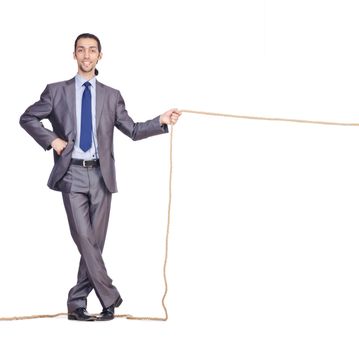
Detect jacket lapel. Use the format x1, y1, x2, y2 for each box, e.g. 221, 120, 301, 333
64, 78, 76, 137
96, 80, 105, 130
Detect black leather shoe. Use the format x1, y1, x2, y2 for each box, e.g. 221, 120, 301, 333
97, 297, 123, 321
97, 305, 115, 321
68, 307, 97, 321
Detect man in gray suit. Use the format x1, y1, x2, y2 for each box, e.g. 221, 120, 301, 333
20, 33, 181, 321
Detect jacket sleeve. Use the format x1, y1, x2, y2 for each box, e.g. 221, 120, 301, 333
19, 85, 58, 150
114, 90, 168, 141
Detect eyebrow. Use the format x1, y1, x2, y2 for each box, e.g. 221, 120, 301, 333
76, 45, 98, 50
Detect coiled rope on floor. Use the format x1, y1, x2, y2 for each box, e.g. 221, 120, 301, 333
1, 109, 358, 322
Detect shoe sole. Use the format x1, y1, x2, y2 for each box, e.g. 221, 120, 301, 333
96, 316, 115, 321
68, 314, 97, 321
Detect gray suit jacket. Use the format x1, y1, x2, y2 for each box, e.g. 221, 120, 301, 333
20, 78, 168, 193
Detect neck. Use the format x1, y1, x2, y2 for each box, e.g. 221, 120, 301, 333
78, 71, 95, 81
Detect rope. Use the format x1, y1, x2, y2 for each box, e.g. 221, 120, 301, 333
0, 313, 68, 321
1, 108, 359, 322
180, 109, 359, 127
116, 124, 173, 322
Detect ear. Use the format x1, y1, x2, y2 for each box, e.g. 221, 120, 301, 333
73, 52, 76, 60
98, 52, 103, 61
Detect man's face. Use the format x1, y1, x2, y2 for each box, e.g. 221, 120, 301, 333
73, 37, 102, 75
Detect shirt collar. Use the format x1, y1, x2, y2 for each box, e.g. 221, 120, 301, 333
75, 74, 96, 89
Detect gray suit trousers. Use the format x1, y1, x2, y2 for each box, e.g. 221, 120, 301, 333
61, 164, 121, 312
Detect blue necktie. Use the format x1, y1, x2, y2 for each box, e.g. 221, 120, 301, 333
80, 81, 92, 152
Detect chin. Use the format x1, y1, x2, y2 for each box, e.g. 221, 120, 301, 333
80, 67, 94, 73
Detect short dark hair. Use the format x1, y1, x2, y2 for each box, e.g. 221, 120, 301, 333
74, 33, 102, 76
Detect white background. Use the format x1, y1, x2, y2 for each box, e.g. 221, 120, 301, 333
1, 0, 359, 349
